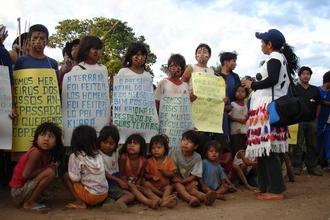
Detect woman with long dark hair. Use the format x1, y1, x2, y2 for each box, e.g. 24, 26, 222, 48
241, 29, 299, 200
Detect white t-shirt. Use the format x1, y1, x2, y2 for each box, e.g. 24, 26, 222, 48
117, 67, 152, 78
155, 78, 189, 101
71, 62, 108, 72
99, 150, 119, 175
228, 101, 248, 135
68, 152, 108, 195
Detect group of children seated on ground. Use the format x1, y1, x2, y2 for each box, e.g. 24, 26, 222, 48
9, 122, 258, 213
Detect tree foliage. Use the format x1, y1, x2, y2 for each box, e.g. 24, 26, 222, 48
48, 17, 157, 75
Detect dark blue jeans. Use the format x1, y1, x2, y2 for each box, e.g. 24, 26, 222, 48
291, 121, 319, 169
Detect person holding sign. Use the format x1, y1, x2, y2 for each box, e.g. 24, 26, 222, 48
155, 54, 194, 151
113, 42, 159, 143
182, 43, 214, 99
61, 35, 110, 146
9, 122, 63, 213
11, 24, 62, 152
241, 29, 299, 200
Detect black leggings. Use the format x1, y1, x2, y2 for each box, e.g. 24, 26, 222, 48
257, 152, 286, 194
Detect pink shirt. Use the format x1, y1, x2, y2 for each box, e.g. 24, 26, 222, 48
9, 147, 48, 188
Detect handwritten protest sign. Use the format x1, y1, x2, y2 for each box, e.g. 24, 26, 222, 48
289, 124, 298, 145
113, 74, 159, 143
0, 66, 12, 150
159, 95, 194, 151
62, 69, 111, 146
191, 72, 225, 133
13, 69, 62, 152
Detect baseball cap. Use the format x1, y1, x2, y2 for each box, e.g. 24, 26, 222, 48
255, 29, 286, 47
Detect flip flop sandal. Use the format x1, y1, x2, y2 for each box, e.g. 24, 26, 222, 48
23, 203, 50, 214
65, 202, 86, 209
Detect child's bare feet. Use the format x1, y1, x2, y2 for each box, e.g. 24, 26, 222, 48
204, 191, 217, 206
160, 195, 177, 208
247, 185, 257, 191
65, 201, 87, 209
188, 197, 200, 207
216, 193, 226, 201
147, 199, 160, 209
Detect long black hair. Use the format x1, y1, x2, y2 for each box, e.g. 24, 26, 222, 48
32, 122, 64, 162
119, 133, 147, 156
123, 42, 148, 69
71, 125, 98, 157
76, 35, 103, 63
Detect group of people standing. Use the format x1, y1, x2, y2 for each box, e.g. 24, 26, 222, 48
0, 22, 329, 214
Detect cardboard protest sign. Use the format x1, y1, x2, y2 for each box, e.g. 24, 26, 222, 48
159, 95, 194, 151
13, 69, 62, 152
0, 66, 12, 150
62, 69, 111, 146
191, 72, 225, 133
113, 74, 159, 143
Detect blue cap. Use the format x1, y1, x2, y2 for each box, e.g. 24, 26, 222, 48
255, 29, 286, 46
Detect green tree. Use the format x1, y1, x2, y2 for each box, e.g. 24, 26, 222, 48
48, 17, 157, 75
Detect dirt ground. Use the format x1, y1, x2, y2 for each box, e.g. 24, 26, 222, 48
1, 171, 330, 220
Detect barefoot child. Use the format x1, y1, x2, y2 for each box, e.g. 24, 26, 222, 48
144, 134, 178, 208
200, 141, 237, 200
171, 130, 216, 207
119, 134, 159, 209
98, 125, 134, 209
232, 149, 257, 191
9, 122, 63, 213
228, 85, 249, 155
64, 125, 108, 209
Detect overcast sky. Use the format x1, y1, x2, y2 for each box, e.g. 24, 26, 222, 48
1, 0, 330, 85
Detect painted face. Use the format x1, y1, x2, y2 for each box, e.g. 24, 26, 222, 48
100, 137, 117, 155
168, 62, 182, 77
180, 137, 196, 154
299, 70, 311, 84
195, 47, 210, 64
127, 141, 141, 155
37, 131, 56, 151
151, 142, 166, 158
235, 86, 247, 101
206, 146, 219, 162
131, 51, 146, 68
30, 31, 47, 53
87, 47, 102, 64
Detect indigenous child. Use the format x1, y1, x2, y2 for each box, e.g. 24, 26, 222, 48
200, 141, 237, 200
232, 149, 257, 191
171, 130, 217, 207
14, 24, 58, 71
59, 39, 79, 86
64, 125, 108, 209
71, 36, 106, 72
181, 43, 214, 97
218, 145, 234, 178
155, 54, 193, 151
228, 85, 249, 155
9, 122, 63, 213
144, 134, 178, 208
98, 125, 134, 209
155, 53, 189, 110
119, 134, 159, 209
11, 24, 58, 119
117, 42, 151, 77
